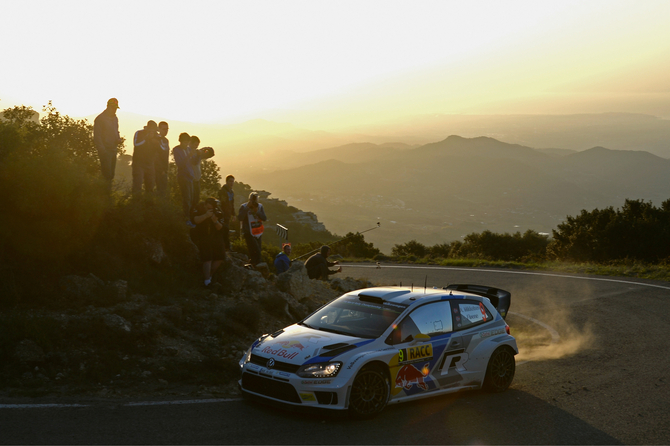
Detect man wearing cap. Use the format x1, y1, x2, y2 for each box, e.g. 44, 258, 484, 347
274, 243, 292, 274
304, 245, 342, 280
93, 98, 122, 190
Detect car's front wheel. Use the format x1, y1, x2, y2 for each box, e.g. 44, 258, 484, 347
483, 346, 516, 392
348, 367, 389, 418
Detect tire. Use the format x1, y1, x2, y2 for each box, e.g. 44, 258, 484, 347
348, 367, 389, 418
483, 346, 516, 393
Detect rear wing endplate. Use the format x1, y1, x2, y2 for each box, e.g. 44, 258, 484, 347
444, 284, 511, 319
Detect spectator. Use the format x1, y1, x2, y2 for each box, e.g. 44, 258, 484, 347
190, 135, 202, 204
274, 243, 292, 274
173, 132, 196, 225
218, 174, 237, 251
191, 197, 226, 288
93, 98, 121, 190
304, 245, 341, 280
238, 192, 267, 266
132, 120, 160, 194
156, 121, 170, 198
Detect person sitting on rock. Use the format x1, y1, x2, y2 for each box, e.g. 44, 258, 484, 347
274, 243, 292, 274
304, 245, 341, 280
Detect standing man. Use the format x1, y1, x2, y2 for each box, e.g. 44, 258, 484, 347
238, 192, 267, 266
132, 120, 160, 194
173, 132, 195, 225
304, 245, 342, 280
274, 243, 292, 274
156, 121, 170, 198
190, 135, 202, 204
218, 174, 237, 251
93, 98, 121, 190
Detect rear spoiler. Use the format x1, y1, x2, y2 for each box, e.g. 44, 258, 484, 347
444, 284, 511, 319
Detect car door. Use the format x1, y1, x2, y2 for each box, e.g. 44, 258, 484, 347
388, 301, 457, 397
448, 299, 497, 383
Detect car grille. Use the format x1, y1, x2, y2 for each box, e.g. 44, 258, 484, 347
250, 354, 300, 374
242, 372, 301, 403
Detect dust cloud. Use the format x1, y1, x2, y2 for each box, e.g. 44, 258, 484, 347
509, 278, 600, 363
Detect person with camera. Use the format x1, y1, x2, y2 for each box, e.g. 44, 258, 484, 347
218, 175, 237, 251
132, 120, 160, 194
191, 197, 226, 288
173, 132, 196, 225
238, 192, 267, 267
304, 245, 342, 280
156, 121, 170, 198
190, 136, 215, 205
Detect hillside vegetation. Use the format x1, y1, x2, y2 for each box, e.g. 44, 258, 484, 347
2, 104, 669, 399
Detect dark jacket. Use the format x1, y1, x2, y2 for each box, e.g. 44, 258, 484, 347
218, 185, 235, 223
93, 110, 120, 153
133, 128, 161, 166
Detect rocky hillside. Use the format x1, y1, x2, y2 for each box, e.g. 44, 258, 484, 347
0, 254, 371, 400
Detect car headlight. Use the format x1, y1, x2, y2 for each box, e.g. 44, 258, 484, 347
239, 347, 253, 368
296, 362, 342, 378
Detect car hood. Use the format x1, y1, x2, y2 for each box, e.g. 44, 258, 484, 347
252, 324, 373, 366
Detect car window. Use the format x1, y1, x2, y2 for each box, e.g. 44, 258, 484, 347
452, 300, 493, 331
395, 301, 453, 343
303, 297, 406, 339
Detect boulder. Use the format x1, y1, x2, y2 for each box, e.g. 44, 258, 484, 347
15, 339, 45, 364
142, 237, 168, 264
102, 313, 132, 333
59, 273, 105, 301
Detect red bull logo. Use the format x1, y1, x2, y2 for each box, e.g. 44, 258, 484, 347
261, 345, 299, 360
395, 363, 430, 390
275, 340, 306, 350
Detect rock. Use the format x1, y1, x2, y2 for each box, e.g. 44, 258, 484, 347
15, 339, 45, 364
255, 262, 270, 278
103, 314, 132, 333
107, 279, 128, 301
143, 237, 168, 264
244, 270, 266, 291
329, 277, 372, 293
59, 274, 105, 301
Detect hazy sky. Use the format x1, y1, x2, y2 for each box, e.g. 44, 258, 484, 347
2, 0, 669, 126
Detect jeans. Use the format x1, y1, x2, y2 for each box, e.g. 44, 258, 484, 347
178, 176, 193, 218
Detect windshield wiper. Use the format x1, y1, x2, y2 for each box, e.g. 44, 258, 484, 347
315, 326, 351, 336
299, 321, 316, 329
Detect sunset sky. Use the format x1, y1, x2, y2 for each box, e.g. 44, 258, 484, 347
2, 0, 670, 127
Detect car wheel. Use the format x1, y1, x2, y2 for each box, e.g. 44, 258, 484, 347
348, 367, 389, 418
483, 346, 515, 393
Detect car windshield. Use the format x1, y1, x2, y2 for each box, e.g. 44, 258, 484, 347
301, 297, 406, 339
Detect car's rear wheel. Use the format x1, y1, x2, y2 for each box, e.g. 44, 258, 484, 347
348, 367, 389, 418
483, 346, 515, 392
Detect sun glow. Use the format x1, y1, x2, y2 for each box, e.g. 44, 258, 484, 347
2, 0, 670, 126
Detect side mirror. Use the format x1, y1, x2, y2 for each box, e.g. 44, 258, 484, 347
410, 333, 430, 345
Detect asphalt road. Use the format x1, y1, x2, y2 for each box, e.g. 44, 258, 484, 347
1, 264, 669, 444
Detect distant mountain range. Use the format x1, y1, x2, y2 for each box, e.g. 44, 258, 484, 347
244, 135, 670, 252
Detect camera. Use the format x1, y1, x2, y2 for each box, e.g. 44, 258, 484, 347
201, 146, 215, 159
205, 198, 224, 218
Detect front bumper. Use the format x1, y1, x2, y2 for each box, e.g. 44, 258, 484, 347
239, 362, 351, 411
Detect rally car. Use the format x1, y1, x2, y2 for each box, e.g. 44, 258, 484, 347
239, 284, 517, 417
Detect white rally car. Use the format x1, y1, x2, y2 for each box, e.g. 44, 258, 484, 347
239, 284, 517, 417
